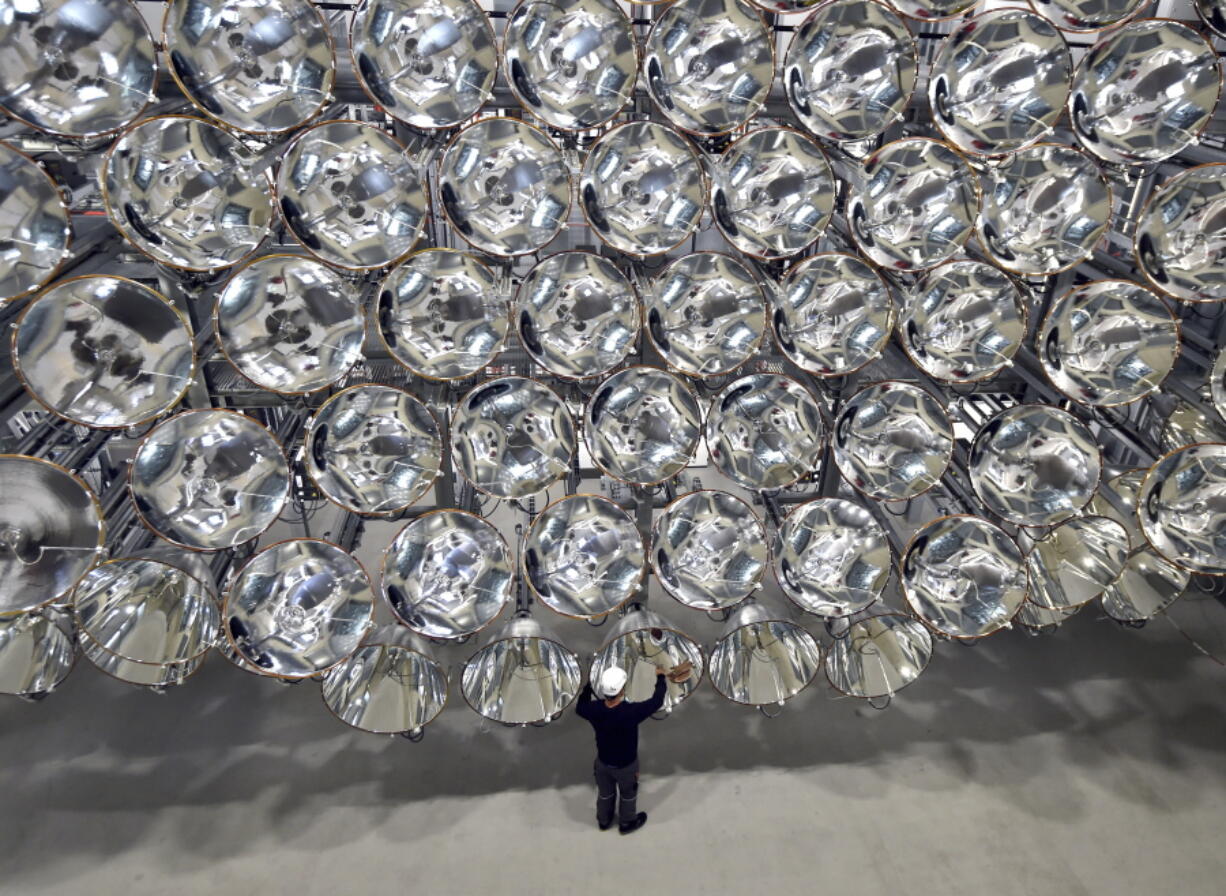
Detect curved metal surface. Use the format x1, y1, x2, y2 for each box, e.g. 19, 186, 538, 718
1136, 164, 1226, 303
461, 615, 581, 724
1197, 0, 1226, 38
825, 613, 932, 700
708, 602, 822, 706
591, 608, 705, 712
1138, 444, 1226, 576
1214, 348, 1226, 424
0, 142, 71, 304
1025, 515, 1129, 610
1016, 600, 1080, 630
1029, 0, 1148, 33
79, 626, 206, 687
0, 608, 75, 696
321, 626, 448, 734
1162, 400, 1226, 454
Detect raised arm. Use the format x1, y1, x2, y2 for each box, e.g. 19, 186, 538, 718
575, 680, 596, 720
632, 671, 668, 723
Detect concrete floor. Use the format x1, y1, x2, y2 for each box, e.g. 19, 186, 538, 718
2, 610, 1224, 896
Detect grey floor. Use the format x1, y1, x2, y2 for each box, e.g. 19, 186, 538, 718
2, 611, 1224, 896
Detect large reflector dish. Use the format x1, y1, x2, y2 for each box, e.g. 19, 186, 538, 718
1025, 515, 1128, 611
461, 615, 581, 724
825, 613, 932, 701
708, 601, 822, 707
1138, 444, 1226, 576
1135, 164, 1226, 303
0, 609, 75, 697
0, 142, 71, 304
591, 608, 705, 713
321, 626, 448, 735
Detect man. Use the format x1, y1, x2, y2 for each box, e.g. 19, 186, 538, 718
575, 661, 692, 834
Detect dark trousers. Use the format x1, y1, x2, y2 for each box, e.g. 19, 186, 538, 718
594, 757, 639, 826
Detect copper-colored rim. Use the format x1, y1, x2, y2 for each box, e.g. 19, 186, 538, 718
1133, 162, 1226, 303
319, 640, 451, 735
709, 616, 823, 707
78, 626, 211, 687
460, 629, 582, 722
0, 139, 73, 305
823, 611, 933, 699
1137, 442, 1226, 577
0, 608, 79, 696
1022, 514, 1130, 610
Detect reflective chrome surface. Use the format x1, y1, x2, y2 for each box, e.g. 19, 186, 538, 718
14, 276, 194, 427
644, 0, 772, 135
930, 10, 1071, 156
79, 627, 206, 687
1025, 516, 1128, 610
0, 456, 104, 617
898, 261, 1026, 384
516, 252, 639, 379
978, 143, 1112, 275
0, 0, 156, 139
524, 494, 643, 619
652, 490, 767, 611
103, 116, 274, 271
130, 410, 290, 550
383, 510, 512, 639
1136, 164, 1226, 303
461, 615, 581, 724
902, 515, 1028, 639
585, 366, 702, 485
1139, 444, 1226, 576
708, 602, 822, 706
351, 0, 496, 130
1039, 280, 1179, 406
164, 0, 334, 134
774, 498, 890, 618
848, 138, 979, 271
784, 0, 916, 142
216, 254, 364, 394
773, 253, 894, 377
1198, 0, 1226, 38
1214, 348, 1226, 423
0, 143, 71, 303
1070, 20, 1221, 166
0, 609, 75, 696
647, 253, 766, 378
591, 608, 705, 713
278, 120, 427, 270
305, 385, 442, 515
377, 250, 506, 380
968, 404, 1100, 527
1016, 601, 1080, 631
1162, 400, 1226, 454
504, 0, 635, 130
833, 381, 953, 502
73, 557, 219, 666
224, 539, 374, 678
439, 117, 569, 257
580, 121, 706, 256
706, 374, 824, 491
1029, 0, 1147, 32
712, 128, 834, 259
451, 377, 575, 499
826, 614, 932, 700
321, 626, 448, 734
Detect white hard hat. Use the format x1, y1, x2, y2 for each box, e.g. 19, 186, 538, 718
598, 667, 629, 698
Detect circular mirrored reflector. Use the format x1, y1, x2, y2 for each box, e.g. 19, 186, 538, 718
461, 615, 581, 724
1135, 164, 1226, 303
0, 142, 71, 304
709, 602, 822, 706
825, 614, 932, 700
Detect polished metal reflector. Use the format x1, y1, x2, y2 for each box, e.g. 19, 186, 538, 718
1135, 164, 1226, 303
305, 385, 442, 515
898, 261, 1026, 385
461, 614, 581, 724
591, 608, 705, 713
322, 626, 448, 735
504, 0, 636, 130
579, 121, 706, 256
523, 494, 644, 619
383, 510, 512, 639
826, 614, 932, 701
647, 253, 766, 378
706, 374, 824, 491
1016, 601, 1080, 631
163, 0, 334, 134
14, 276, 194, 428
0, 0, 156, 139
79, 627, 207, 687
0, 143, 71, 304
130, 543, 219, 601
708, 601, 822, 706
968, 404, 1100, 527
350, 0, 497, 130
848, 138, 979, 271
0, 456, 104, 617
644, 0, 772, 135
977, 143, 1112, 276
784, 0, 917, 143
516, 252, 639, 380
1029, 0, 1147, 33
774, 498, 890, 618
377, 249, 506, 380
1198, 0, 1226, 39
1161, 400, 1226, 454
773, 253, 894, 377
1025, 516, 1128, 611
1070, 20, 1221, 166
451, 377, 575, 499
225, 539, 375, 678
130, 409, 290, 550
439, 117, 569, 257
1038, 280, 1179, 406
584, 366, 702, 485
711, 128, 834, 259
652, 490, 767, 611
1214, 348, 1226, 423
73, 557, 219, 671
1139, 444, 1226, 576
0, 608, 75, 696
902, 515, 1027, 639
103, 116, 274, 271
278, 120, 427, 270
833, 381, 953, 502
929, 10, 1071, 156
215, 254, 365, 395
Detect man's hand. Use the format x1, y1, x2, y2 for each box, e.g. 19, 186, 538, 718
655, 666, 667, 677
666, 660, 694, 684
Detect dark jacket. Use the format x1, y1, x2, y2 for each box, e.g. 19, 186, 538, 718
576, 675, 667, 768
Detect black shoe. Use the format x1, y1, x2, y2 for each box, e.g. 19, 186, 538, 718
619, 812, 647, 835
598, 819, 614, 831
